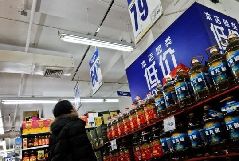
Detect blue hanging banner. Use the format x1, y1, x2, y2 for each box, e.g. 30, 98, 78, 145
89, 48, 103, 95
117, 91, 131, 97
126, 2, 239, 100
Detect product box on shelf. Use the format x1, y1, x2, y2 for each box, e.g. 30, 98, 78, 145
22, 119, 52, 135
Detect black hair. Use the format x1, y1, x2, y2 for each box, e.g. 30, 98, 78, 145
53, 100, 74, 118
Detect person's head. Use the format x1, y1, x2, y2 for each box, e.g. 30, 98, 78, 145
53, 100, 76, 118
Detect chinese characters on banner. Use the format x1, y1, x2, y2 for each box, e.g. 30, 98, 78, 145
201, 6, 238, 51
127, 0, 163, 43
89, 49, 103, 95
126, 2, 239, 100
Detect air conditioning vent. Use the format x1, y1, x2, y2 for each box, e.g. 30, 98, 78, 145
44, 68, 64, 78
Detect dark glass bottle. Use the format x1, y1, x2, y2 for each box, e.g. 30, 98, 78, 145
160, 128, 174, 160
225, 33, 239, 83
150, 126, 164, 160
207, 46, 231, 91
171, 118, 191, 160
140, 131, 152, 161
189, 58, 210, 101
187, 113, 206, 157
221, 96, 239, 152
174, 69, 194, 108
163, 77, 178, 114
203, 105, 227, 154
154, 84, 166, 118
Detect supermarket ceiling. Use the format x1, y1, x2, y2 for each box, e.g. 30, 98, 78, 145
0, 0, 134, 98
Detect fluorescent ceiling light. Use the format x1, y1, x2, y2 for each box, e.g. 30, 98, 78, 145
105, 99, 119, 103
59, 32, 134, 52
1, 100, 57, 105
1, 99, 119, 104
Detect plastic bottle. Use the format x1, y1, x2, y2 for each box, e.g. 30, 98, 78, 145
207, 46, 231, 91
189, 58, 210, 101
144, 93, 158, 124
132, 133, 142, 161
136, 99, 147, 128
129, 109, 139, 131
220, 96, 239, 152
174, 69, 194, 108
140, 131, 152, 161
163, 76, 178, 114
171, 118, 191, 160
150, 126, 164, 160
187, 112, 206, 157
225, 33, 239, 83
154, 84, 166, 118
203, 105, 227, 154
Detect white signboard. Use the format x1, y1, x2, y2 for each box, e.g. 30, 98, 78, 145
163, 116, 176, 132
89, 49, 103, 95
127, 0, 163, 43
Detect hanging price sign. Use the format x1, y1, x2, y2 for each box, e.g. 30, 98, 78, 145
127, 0, 163, 43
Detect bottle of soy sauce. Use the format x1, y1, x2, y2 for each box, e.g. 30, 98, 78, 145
220, 96, 239, 152
150, 126, 164, 160
189, 58, 210, 101
154, 84, 166, 118
187, 112, 206, 157
163, 76, 178, 114
225, 33, 239, 83
203, 105, 227, 154
171, 117, 191, 160
174, 69, 194, 108
207, 46, 231, 91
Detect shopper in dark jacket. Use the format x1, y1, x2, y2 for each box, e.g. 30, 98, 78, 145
48, 100, 97, 161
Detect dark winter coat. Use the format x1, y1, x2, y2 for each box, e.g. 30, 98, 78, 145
48, 114, 97, 161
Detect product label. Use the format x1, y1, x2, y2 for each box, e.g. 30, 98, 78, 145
130, 114, 139, 129
171, 133, 190, 152
175, 81, 191, 101
163, 90, 177, 108
141, 143, 152, 160
225, 116, 239, 140
133, 146, 142, 161
209, 61, 228, 85
137, 109, 147, 125
227, 50, 239, 78
155, 97, 166, 112
188, 129, 205, 148
151, 140, 163, 158
204, 122, 224, 145
221, 101, 239, 114
190, 72, 208, 94
145, 105, 157, 122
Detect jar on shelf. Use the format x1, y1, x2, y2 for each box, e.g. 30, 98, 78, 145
23, 152, 30, 161
154, 84, 166, 118
107, 122, 112, 140
163, 77, 178, 114
225, 33, 239, 83
144, 93, 158, 124
129, 109, 139, 131
174, 69, 194, 108
136, 102, 147, 128
112, 120, 119, 139
207, 46, 231, 91
189, 57, 210, 101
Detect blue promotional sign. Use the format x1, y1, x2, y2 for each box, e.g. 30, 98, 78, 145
126, 2, 239, 100
89, 49, 103, 95
117, 91, 131, 97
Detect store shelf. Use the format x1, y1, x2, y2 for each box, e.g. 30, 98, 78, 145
110, 85, 239, 141
22, 132, 50, 136
187, 152, 239, 161
22, 145, 49, 151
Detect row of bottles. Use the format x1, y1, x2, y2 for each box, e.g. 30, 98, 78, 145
23, 134, 50, 149
23, 148, 49, 161
156, 33, 239, 116
131, 96, 239, 160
